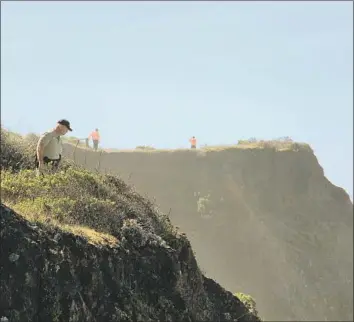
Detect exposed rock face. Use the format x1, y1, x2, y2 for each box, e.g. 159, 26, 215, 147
0, 204, 258, 322
62, 144, 353, 321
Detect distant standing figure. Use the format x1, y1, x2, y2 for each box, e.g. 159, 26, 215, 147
35, 119, 73, 174
88, 128, 100, 151
189, 136, 197, 149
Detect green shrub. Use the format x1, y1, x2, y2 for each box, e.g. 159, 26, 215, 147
234, 292, 259, 318
1, 128, 37, 172
197, 194, 211, 216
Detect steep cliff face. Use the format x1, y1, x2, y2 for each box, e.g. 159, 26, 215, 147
0, 203, 258, 322
62, 144, 353, 321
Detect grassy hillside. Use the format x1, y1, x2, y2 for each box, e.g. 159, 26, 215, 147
0, 128, 261, 322
61, 135, 353, 321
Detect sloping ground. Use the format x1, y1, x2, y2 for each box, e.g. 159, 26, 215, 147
62, 142, 354, 321
0, 130, 260, 322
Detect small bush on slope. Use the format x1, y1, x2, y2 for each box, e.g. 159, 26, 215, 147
1, 128, 36, 172
234, 293, 259, 318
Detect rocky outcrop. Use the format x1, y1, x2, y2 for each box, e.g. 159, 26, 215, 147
0, 203, 259, 322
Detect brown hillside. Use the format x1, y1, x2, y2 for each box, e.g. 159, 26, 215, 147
62, 143, 353, 321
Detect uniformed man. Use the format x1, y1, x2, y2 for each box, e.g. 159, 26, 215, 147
35, 119, 72, 174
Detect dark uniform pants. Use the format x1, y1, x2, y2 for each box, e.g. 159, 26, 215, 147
35, 155, 62, 170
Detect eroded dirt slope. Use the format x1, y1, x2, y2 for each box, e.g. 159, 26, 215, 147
62, 144, 353, 321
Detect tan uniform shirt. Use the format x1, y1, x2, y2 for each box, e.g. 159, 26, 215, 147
37, 130, 63, 160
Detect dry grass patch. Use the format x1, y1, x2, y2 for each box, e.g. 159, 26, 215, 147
62, 224, 119, 246
4, 200, 118, 246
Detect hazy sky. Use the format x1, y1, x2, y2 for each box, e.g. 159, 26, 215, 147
1, 1, 353, 198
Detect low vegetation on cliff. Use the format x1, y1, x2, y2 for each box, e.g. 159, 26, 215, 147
1, 128, 176, 245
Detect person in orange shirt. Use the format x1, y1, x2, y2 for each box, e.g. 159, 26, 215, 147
88, 128, 100, 151
189, 136, 197, 149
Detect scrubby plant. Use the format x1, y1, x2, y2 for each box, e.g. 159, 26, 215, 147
234, 292, 260, 318
235, 137, 311, 152
1, 128, 37, 172
197, 194, 212, 217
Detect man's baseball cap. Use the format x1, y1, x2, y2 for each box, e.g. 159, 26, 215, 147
58, 119, 73, 131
